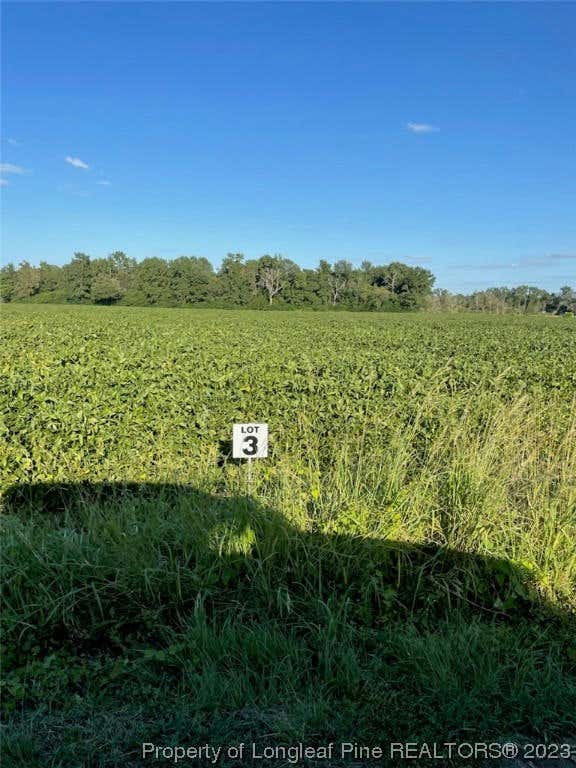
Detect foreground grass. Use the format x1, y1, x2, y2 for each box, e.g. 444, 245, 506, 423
1, 306, 575, 766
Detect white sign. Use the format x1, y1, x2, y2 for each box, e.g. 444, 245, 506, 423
232, 423, 268, 459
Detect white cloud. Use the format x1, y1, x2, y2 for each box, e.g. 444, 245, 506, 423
0, 163, 26, 174
0, 179, 9, 187
65, 156, 90, 170
521, 254, 576, 267
97, 180, 111, 186
406, 122, 438, 134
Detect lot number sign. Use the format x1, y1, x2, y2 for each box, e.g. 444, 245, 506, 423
232, 423, 268, 459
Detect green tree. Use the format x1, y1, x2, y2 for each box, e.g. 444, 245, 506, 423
354, 283, 394, 311
38, 262, 62, 294
64, 253, 92, 302
371, 262, 435, 309
316, 260, 333, 305
14, 261, 41, 299
109, 251, 136, 290
554, 285, 576, 315
217, 254, 258, 305
428, 288, 459, 312
257, 255, 298, 305
91, 274, 123, 304
328, 260, 353, 306
134, 258, 172, 304
284, 268, 323, 307
0, 263, 17, 302
170, 256, 215, 304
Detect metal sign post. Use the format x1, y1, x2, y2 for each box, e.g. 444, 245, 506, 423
232, 423, 268, 490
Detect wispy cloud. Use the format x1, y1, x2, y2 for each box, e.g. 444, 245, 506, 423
450, 253, 576, 271
7, 138, 22, 147
0, 179, 9, 187
406, 122, 438, 134
516, 254, 576, 267
97, 180, 111, 186
65, 156, 90, 170
0, 163, 26, 174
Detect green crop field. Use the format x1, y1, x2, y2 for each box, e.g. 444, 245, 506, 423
1, 304, 575, 767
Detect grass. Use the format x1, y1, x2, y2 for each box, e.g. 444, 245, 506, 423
1, 305, 575, 766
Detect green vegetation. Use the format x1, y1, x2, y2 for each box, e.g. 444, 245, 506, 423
0, 253, 435, 311
1, 305, 575, 767
2, 252, 575, 314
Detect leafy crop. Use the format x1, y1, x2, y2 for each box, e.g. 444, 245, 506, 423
1, 305, 575, 767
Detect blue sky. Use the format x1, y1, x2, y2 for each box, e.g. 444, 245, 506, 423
1, 2, 575, 292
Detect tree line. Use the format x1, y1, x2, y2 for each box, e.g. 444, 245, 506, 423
0, 252, 573, 314
429, 285, 575, 315
0, 252, 435, 310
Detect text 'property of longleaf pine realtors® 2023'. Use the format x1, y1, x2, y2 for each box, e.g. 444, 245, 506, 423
140, 740, 576, 763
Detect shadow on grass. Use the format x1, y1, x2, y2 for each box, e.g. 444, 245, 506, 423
3, 481, 571, 627
1, 482, 575, 766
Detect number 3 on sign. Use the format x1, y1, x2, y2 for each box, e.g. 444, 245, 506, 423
232, 423, 268, 459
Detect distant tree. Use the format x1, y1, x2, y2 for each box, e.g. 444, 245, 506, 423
134, 257, 172, 304
463, 286, 553, 315
216, 254, 258, 305
10, 250, 571, 316
553, 285, 576, 315
374, 285, 396, 309
64, 252, 92, 302
484, 288, 508, 314
170, 256, 215, 304
0, 263, 17, 302
371, 262, 435, 309
14, 261, 41, 299
89, 251, 137, 298
257, 257, 283, 304
120, 289, 149, 306
91, 274, 123, 304
38, 262, 62, 294
508, 285, 543, 314
285, 268, 323, 307
91, 257, 116, 279
341, 260, 392, 309
109, 250, 136, 281
360, 260, 373, 273
257, 255, 296, 305
328, 260, 353, 305
316, 260, 333, 305
428, 288, 459, 312
353, 284, 394, 310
